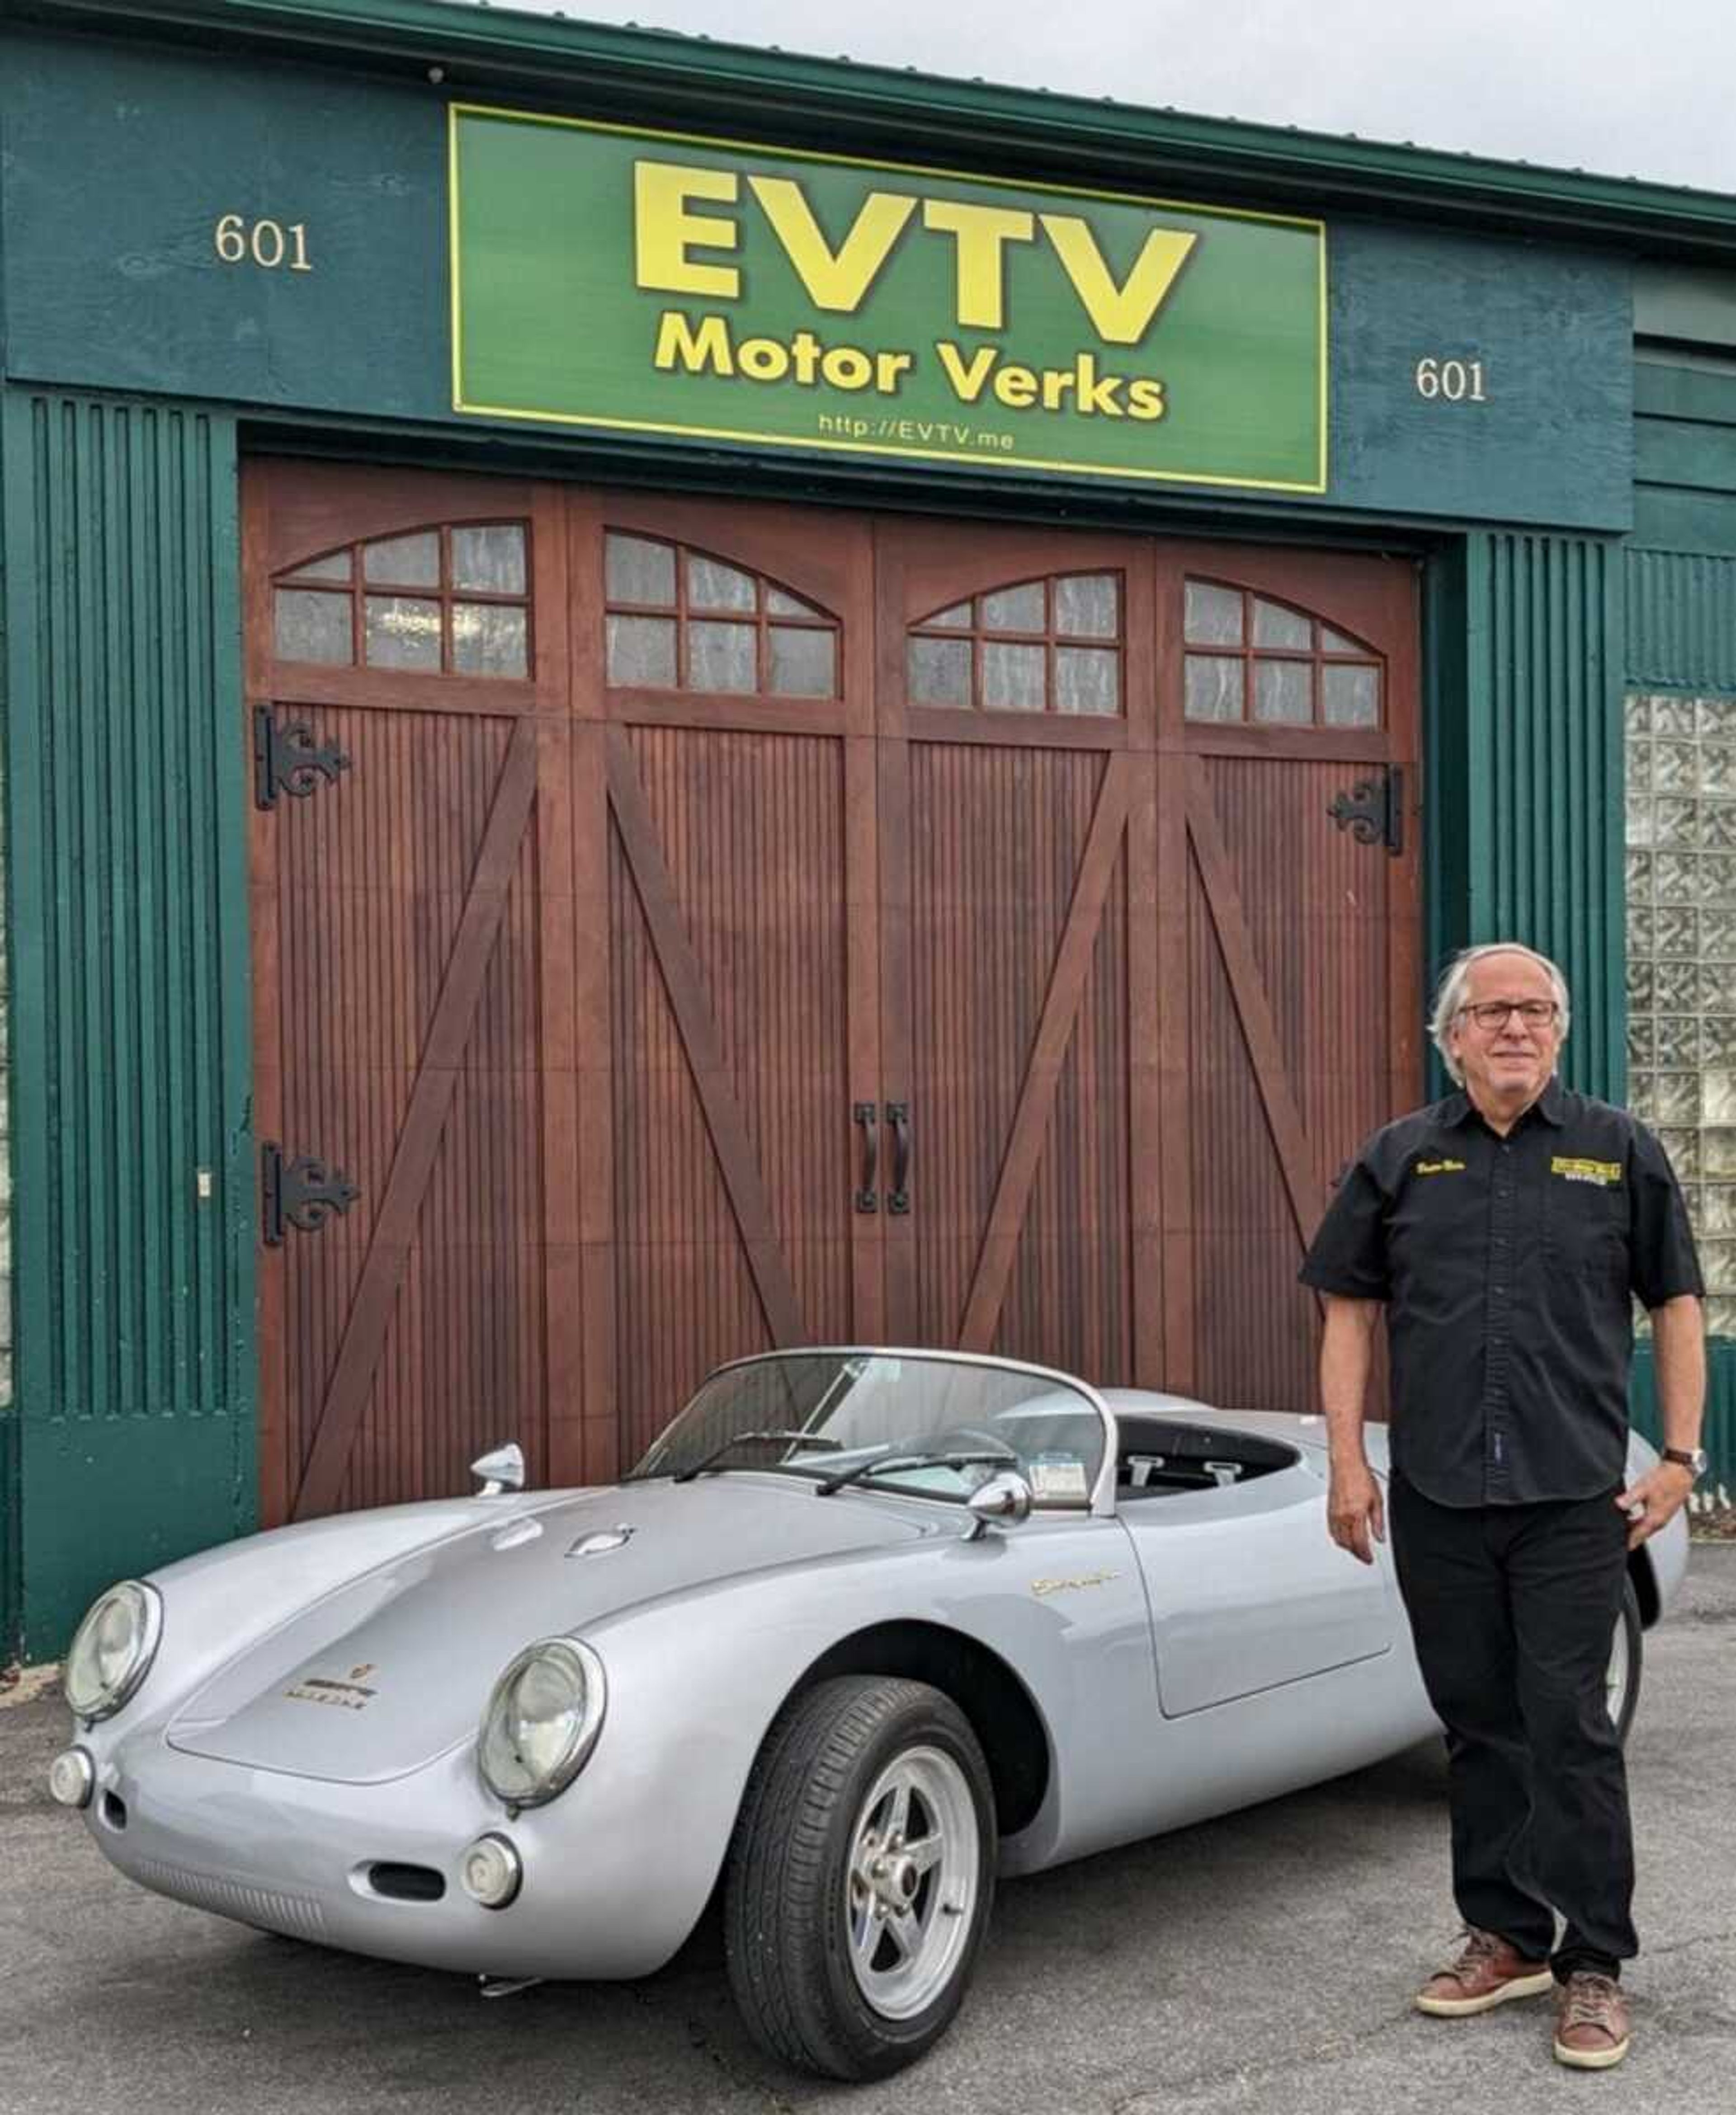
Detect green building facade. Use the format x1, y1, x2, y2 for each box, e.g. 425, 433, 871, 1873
3, 0, 1735, 1658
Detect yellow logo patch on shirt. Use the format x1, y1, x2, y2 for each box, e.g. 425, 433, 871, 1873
1414, 1157, 1466, 1176
1551, 1155, 1623, 1187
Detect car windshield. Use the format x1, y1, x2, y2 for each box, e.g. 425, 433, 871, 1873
630, 1351, 1106, 1509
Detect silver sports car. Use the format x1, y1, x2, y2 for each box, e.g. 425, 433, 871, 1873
51, 1348, 1685, 2081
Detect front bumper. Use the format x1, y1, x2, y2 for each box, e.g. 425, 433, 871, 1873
81, 1728, 714, 1980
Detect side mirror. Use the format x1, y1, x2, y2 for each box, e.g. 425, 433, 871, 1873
962, 1469, 1033, 1540
471, 1442, 526, 1497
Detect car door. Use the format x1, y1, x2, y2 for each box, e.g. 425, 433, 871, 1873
1118, 1429, 1399, 1716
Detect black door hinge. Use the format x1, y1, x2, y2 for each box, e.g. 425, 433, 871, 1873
262, 1142, 361, 1245
1327, 765, 1404, 856
254, 706, 351, 811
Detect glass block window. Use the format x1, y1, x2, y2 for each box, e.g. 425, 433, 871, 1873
604, 533, 838, 698
1183, 580, 1382, 728
273, 523, 531, 678
1625, 692, 1736, 1337
906, 574, 1123, 716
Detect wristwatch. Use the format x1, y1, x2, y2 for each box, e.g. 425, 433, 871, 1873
1661, 1446, 1708, 1478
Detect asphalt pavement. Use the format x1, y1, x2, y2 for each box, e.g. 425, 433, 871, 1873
3, 1546, 1733, 2115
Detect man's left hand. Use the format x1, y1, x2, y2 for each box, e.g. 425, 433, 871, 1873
1615, 1461, 1695, 1549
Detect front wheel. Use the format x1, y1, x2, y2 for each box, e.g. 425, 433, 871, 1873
724, 1675, 996, 2081
1607, 1576, 1643, 1745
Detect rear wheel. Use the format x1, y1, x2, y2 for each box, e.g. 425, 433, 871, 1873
724, 1675, 996, 2080
1607, 1577, 1643, 1745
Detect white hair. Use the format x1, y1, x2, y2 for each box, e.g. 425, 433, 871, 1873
1429, 943, 1571, 1086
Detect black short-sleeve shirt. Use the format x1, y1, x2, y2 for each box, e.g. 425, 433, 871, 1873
1299, 1078, 1703, 1508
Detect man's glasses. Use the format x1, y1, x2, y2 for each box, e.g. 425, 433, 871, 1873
1457, 999, 1559, 1030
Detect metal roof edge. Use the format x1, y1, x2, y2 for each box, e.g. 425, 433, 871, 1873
12, 0, 1736, 252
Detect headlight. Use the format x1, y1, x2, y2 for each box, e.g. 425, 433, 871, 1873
63, 1581, 163, 1723
478, 1638, 606, 1807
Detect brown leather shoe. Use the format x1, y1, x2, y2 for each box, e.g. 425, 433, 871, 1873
1553, 1972, 1631, 2068
1414, 1928, 1555, 2016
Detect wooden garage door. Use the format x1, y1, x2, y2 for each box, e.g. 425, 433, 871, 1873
873, 521, 1159, 1383
1163, 544, 1420, 1408
245, 465, 575, 1522
576, 493, 883, 1467
246, 463, 1417, 1520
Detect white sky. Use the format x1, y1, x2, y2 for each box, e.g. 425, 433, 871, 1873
488, 0, 1736, 194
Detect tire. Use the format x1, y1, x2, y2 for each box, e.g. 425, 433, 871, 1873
723, 1675, 997, 2081
1607, 1576, 1643, 1746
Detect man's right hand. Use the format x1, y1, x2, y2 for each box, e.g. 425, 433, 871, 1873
1327, 1459, 1386, 1565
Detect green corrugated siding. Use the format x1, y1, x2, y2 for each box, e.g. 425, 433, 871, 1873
1431, 532, 1626, 1101
0, 411, 16, 1660
1627, 550, 1736, 688
1631, 1342, 1736, 1499
1428, 529, 1733, 1485
3, 391, 254, 1657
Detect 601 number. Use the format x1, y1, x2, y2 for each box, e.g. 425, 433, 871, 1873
1415, 356, 1487, 402
213, 214, 312, 273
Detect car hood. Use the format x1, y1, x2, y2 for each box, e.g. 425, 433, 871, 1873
165, 1478, 928, 1784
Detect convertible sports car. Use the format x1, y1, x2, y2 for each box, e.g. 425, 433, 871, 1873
51, 1348, 1686, 2081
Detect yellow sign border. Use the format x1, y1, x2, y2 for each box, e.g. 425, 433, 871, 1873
448, 103, 1330, 496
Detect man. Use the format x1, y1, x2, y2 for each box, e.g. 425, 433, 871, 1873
1300, 943, 1706, 2071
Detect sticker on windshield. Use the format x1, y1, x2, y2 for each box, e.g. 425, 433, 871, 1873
1028, 1454, 1089, 1501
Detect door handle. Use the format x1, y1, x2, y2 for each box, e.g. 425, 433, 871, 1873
853, 1102, 879, 1213
885, 1101, 911, 1216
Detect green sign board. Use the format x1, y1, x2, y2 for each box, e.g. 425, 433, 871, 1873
451, 107, 1327, 493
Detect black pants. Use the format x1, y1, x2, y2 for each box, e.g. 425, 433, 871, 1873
1390, 1474, 1636, 1981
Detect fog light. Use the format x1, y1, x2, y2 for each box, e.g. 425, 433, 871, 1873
459, 1832, 523, 1909
48, 1747, 95, 1810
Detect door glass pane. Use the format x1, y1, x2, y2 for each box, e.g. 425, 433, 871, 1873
1322, 664, 1381, 727
605, 533, 676, 606
363, 532, 441, 589
765, 585, 817, 618
285, 548, 352, 585
1320, 624, 1366, 656
768, 626, 836, 698
274, 588, 353, 665
606, 614, 677, 687
1184, 581, 1243, 646
1055, 647, 1120, 716
1184, 654, 1244, 722
689, 619, 757, 691
452, 603, 529, 678
1251, 597, 1312, 651
450, 524, 527, 595
1054, 575, 1118, 639
1254, 659, 1312, 724
982, 641, 1047, 710
907, 636, 972, 705
365, 595, 443, 670
687, 554, 756, 613
981, 583, 1046, 633
923, 601, 973, 630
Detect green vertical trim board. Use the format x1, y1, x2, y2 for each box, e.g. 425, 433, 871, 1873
1433, 532, 1626, 1103
3, 390, 255, 1658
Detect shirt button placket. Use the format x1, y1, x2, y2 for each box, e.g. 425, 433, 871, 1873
1484, 1140, 1514, 1498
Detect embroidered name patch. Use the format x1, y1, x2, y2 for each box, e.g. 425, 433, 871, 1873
1414, 1158, 1466, 1176
1551, 1155, 1623, 1187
